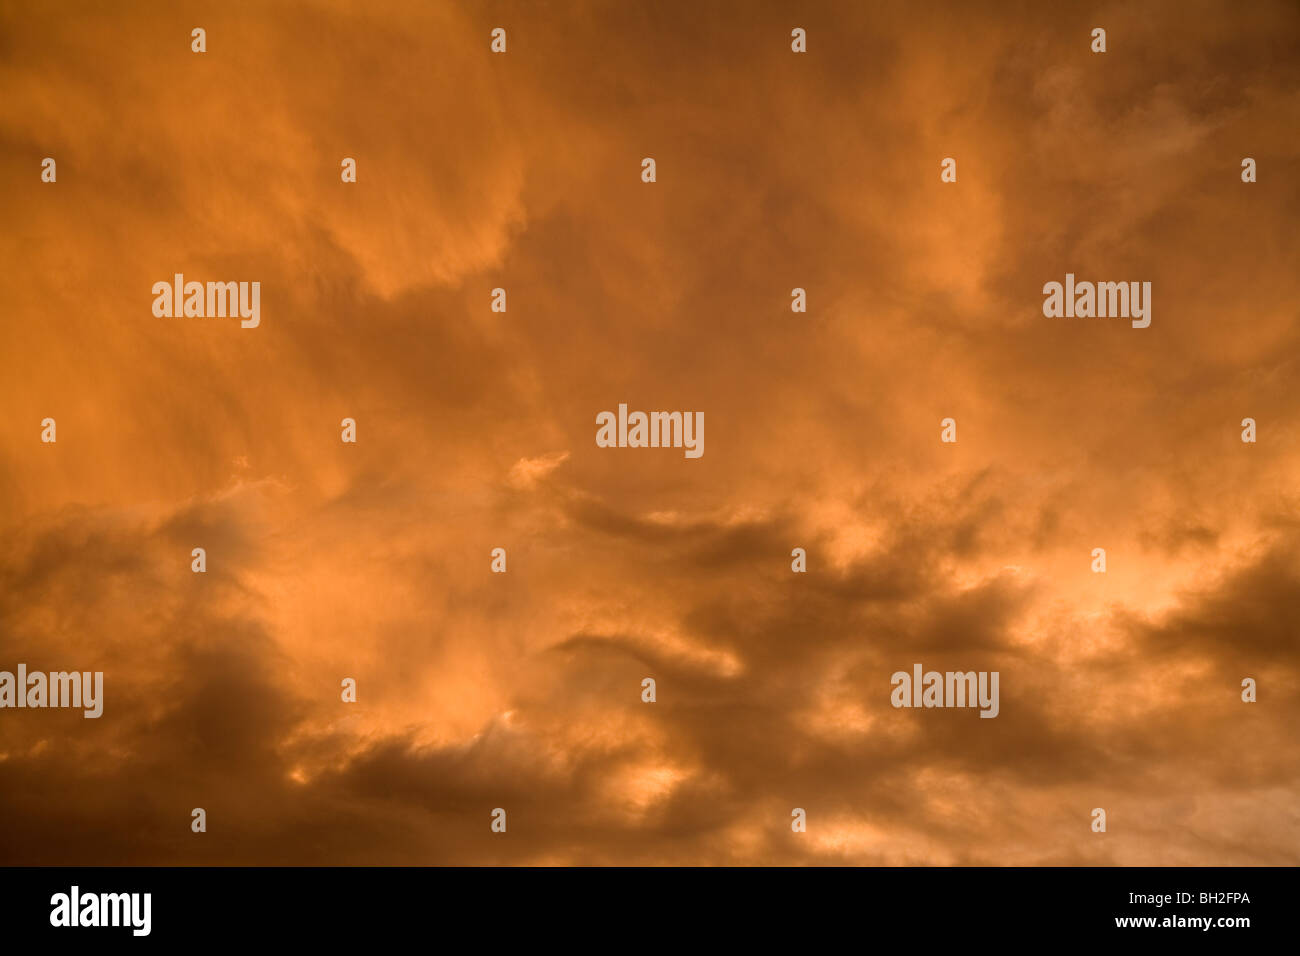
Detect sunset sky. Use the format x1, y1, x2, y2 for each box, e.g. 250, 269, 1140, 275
1, 0, 1297, 865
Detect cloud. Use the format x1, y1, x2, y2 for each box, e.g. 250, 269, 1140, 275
509, 450, 570, 489
0, 0, 1296, 865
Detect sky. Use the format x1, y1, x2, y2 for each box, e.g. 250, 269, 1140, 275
0, 0, 1297, 865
